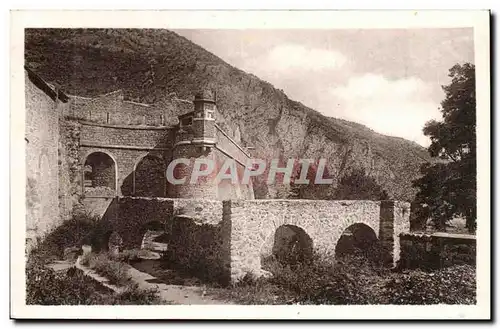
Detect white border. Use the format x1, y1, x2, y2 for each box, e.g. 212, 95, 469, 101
10, 10, 491, 320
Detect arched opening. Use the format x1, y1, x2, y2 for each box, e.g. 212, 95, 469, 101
83, 152, 116, 197
134, 155, 166, 197
107, 231, 123, 256
140, 221, 168, 253
335, 223, 380, 265
272, 225, 313, 265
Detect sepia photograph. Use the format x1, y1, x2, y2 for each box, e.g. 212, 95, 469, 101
10, 10, 491, 320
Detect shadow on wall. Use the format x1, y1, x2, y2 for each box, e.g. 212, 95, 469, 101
398, 233, 476, 270
121, 154, 168, 197
335, 223, 388, 266
167, 215, 231, 285
86, 197, 175, 253
271, 225, 314, 265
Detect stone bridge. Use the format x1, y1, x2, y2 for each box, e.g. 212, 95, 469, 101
95, 197, 410, 285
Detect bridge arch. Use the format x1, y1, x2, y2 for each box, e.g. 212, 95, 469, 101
335, 222, 379, 261
271, 224, 314, 265
82, 150, 118, 196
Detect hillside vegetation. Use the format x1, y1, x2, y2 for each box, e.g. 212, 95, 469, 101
25, 28, 433, 200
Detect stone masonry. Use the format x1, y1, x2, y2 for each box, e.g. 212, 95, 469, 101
97, 197, 409, 285
25, 67, 411, 286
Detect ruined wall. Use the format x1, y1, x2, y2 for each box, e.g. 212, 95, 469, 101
80, 146, 171, 200
25, 72, 62, 250
399, 232, 476, 270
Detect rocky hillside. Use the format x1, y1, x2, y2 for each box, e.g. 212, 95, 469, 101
25, 28, 433, 201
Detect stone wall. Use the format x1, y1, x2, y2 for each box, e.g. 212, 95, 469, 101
66, 91, 195, 127
79, 146, 171, 198
25, 71, 64, 251
80, 122, 173, 149
58, 120, 83, 221
97, 197, 174, 250
168, 199, 230, 284
227, 199, 387, 281
399, 232, 476, 270
92, 197, 410, 285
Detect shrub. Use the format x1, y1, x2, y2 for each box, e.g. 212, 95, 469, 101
30, 211, 98, 263
26, 256, 167, 305
108, 283, 166, 305
26, 257, 114, 305
270, 256, 372, 304
383, 265, 476, 304
87, 253, 131, 286
114, 249, 142, 263
220, 252, 476, 305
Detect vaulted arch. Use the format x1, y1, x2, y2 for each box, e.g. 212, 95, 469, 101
133, 154, 166, 197
82, 151, 117, 197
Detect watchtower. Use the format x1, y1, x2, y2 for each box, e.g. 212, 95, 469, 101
170, 89, 218, 199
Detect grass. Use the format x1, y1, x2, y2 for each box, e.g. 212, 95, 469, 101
26, 256, 168, 305
208, 251, 476, 305
81, 252, 132, 286
26, 210, 170, 305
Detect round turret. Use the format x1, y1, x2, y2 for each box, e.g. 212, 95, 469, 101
194, 90, 216, 104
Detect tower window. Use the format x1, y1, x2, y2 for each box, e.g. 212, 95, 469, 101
106, 112, 110, 124
181, 117, 193, 126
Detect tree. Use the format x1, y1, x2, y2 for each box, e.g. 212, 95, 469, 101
333, 168, 389, 201
413, 63, 476, 233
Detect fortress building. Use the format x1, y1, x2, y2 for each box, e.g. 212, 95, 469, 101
25, 66, 410, 285
25, 66, 254, 245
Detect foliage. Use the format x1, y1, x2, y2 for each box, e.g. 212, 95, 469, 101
213, 252, 476, 305
30, 211, 98, 263
384, 265, 476, 305
332, 168, 389, 201
26, 256, 165, 305
413, 63, 476, 233
26, 257, 113, 305
109, 283, 166, 305
114, 249, 142, 263
85, 252, 132, 286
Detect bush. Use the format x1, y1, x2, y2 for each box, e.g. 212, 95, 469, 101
26, 257, 114, 305
86, 253, 131, 286
26, 256, 166, 305
114, 249, 142, 263
30, 211, 98, 263
383, 265, 476, 304
218, 252, 476, 305
108, 283, 165, 305
269, 255, 374, 304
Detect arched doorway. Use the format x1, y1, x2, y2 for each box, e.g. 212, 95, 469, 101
335, 223, 380, 265
83, 152, 117, 197
272, 225, 313, 265
134, 155, 167, 197
140, 221, 168, 254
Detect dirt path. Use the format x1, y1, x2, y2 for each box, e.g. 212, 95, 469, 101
48, 259, 232, 305
127, 266, 232, 305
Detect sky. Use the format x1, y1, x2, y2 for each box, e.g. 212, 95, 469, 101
175, 29, 474, 147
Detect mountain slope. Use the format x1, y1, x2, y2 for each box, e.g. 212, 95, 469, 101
25, 28, 433, 201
